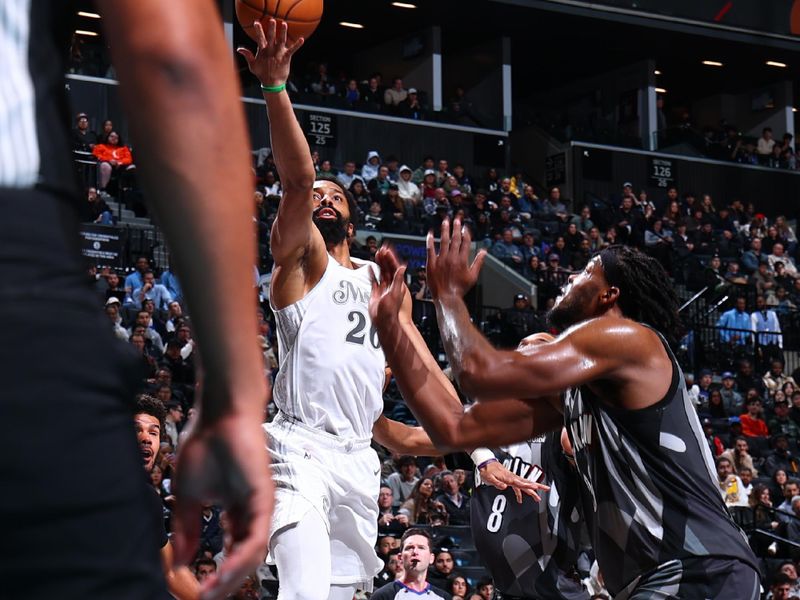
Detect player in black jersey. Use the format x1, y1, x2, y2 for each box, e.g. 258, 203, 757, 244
370, 225, 761, 600
471, 434, 588, 600
470, 432, 589, 600
2, 2, 272, 599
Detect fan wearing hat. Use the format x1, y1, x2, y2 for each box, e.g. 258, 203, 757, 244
399, 87, 424, 120
720, 371, 743, 415
495, 292, 544, 348
768, 396, 800, 449
104, 297, 129, 342
71, 111, 97, 152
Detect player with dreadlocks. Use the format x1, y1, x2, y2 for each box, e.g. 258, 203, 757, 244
368, 220, 760, 600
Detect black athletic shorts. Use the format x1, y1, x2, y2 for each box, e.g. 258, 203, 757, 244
617, 556, 761, 600
0, 188, 167, 598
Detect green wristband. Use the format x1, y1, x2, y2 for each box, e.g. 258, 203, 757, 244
261, 82, 287, 93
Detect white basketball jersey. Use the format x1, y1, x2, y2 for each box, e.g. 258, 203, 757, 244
271, 254, 386, 439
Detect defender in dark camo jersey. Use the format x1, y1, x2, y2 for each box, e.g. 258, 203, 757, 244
369, 230, 761, 600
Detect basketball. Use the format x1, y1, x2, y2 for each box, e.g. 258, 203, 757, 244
236, 0, 323, 43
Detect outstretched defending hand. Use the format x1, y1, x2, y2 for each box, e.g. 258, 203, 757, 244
172, 412, 273, 600
237, 19, 304, 87
369, 245, 408, 326
426, 217, 486, 301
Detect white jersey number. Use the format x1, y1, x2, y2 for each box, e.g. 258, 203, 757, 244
486, 494, 507, 533
345, 310, 380, 349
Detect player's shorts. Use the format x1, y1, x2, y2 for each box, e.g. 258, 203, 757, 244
264, 411, 384, 589
616, 556, 761, 600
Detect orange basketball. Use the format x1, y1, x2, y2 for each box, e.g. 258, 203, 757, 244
236, 0, 323, 43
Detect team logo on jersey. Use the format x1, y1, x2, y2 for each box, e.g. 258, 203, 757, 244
476, 454, 544, 487
503, 456, 545, 483
332, 280, 370, 306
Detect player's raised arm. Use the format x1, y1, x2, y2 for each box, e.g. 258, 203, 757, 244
369, 247, 563, 457
238, 20, 326, 280
423, 218, 655, 403
97, 2, 271, 598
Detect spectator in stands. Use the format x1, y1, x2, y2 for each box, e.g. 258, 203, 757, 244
613, 196, 643, 245
737, 359, 763, 396
740, 397, 769, 438
769, 285, 797, 315
132, 270, 173, 311
398, 88, 425, 120
105, 298, 129, 342
336, 160, 361, 191
387, 455, 419, 507
716, 456, 749, 507
739, 467, 754, 499
371, 529, 447, 599
435, 471, 470, 526
763, 225, 782, 256
396, 165, 421, 206
128, 309, 165, 354
770, 399, 800, 448
384, 77, 408, 109
164, 400, 183, 448
765, 436, 800, 479
343, 79, 360, 107
703, 419, 725, 456
476, 578, 494, 600
71, 112, 97, 151
378, 485, 410, 536
490, 228, 524, 271
751, 260, 777, 300
362, 150, 381, 182
86, 186, 113, 224
776, 480, 800, 525
704, 389, 728, 418
93, 123, 112, 150
542, 187, 568, 221
412, 156, 435, 185
360, 76, 383, 110
723, 260, 748, 285
427, 549, 455, 590
741, 238, 764, 275
750, 484, 781, 555
770, 243, 799, 279
751, 296, 784, 369
720, 371, 744, 415
644, 219, 673, 269
697, 369, 714, 406
716, 296, 752, 347
308, 63, 336, 97
774, 216, 797, 252
374, 546, 402, 589
758, 127, 776, 160
434, 159, 452, 188
775, 563, 800, 598
765, 360, 798, 399
92, 131, 135, 193
399, 477, 447, 525
448, 574, 470, 600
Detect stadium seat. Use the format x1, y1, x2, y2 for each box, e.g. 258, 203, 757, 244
429, 525, 476, 551
457, 565, 491, 588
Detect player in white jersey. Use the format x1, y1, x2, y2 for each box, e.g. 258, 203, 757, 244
237, 20, 538, 600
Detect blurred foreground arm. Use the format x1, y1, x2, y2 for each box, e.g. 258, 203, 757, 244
97, 1, 272, 598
